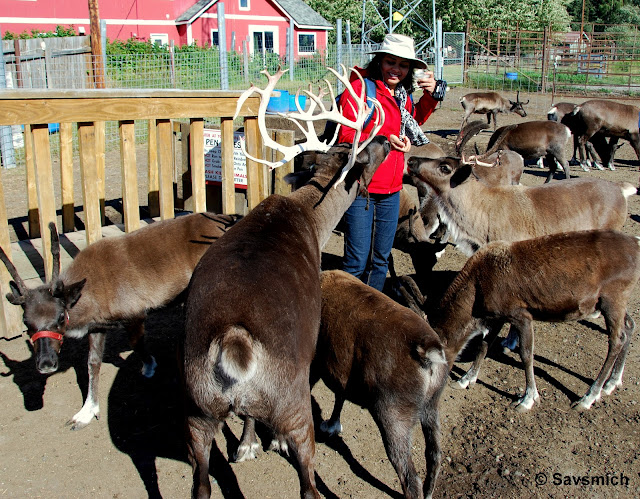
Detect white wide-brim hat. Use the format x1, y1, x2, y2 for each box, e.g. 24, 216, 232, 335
368, 34, 427, 69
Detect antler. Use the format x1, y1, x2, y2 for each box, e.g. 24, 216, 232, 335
49, 222, 61, 283
0, 244, 26, 295
233, 65, 385, 182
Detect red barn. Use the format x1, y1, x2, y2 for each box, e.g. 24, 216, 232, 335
1, 0, 332, 58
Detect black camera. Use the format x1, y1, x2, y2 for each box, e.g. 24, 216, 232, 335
432, 79, 447, 101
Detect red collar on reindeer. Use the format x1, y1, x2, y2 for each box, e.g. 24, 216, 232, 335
30, 311, 69, 344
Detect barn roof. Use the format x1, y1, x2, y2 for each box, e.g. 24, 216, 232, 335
176, 0, 331, 29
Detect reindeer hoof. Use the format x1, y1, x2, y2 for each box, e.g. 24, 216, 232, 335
234, 441, 260, 462
451, 377, 473, 390
268, 436, 289, 455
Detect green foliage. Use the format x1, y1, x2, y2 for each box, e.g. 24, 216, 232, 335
2, 25, 78, 40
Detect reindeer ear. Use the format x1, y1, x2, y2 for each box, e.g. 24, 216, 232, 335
451, 163, 472, 187
52, 279, 86, 308
5, 281, 25, 306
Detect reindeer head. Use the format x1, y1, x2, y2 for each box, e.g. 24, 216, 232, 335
509, 91, 529, 118
1, 223, 85, 374
406, 156, 472, 195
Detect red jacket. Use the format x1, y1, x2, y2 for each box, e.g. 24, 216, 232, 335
337, 67, 438, 194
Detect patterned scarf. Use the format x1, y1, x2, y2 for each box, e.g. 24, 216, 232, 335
393, 84, 430, 145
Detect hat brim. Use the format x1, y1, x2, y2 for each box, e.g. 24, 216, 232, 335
368, 50, 428, 69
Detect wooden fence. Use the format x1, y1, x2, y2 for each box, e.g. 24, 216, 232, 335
0, 88, 279, 338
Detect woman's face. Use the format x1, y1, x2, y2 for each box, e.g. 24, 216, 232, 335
380, 54, 411, 90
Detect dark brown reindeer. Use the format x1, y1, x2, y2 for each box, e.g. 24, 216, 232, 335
182, 67, 389, 499
484, 120, 572, 183
406, 155, 635, 257
0, 213, 240, 429
234, 270, 447, 499
429, 230, 640, 412
547, 102, 620, 170
571, 99, 640, 171
459, 91, 528, 130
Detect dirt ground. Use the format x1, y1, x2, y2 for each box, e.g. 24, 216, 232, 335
1, 87, 640, 499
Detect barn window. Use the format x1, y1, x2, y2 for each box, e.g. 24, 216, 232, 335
211, 30, 219, 47
239, 0, 250, 10
298, 33, 316, 54
150, 33, 169, 47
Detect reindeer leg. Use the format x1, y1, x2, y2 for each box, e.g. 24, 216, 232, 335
127, 316, 157, 378
512, 317, 540, 412
453, 320, 502, 389
374, 405, 422, 499
319, 392, 345, 436
234, 416, 261, 462
187, 414, 222, 499
573, 304, 628, 410
603, 313, 634, 395
421, 399, 442, 499
67, 330, 106, 430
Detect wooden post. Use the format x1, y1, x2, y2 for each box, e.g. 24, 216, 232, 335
30, 124, 57, 280
23, 126, 40, 238
95, 120, 106, 224
0, 178, 23, 338
244, 117, 262, 210
119, 120, 140, 232
147, 119, 160, 217
220, 118, 235, 214
78, 122, 102, 245
59, 122, 75, 233
189, 118, 206, 213
273, 129, 294, 196
156, 119, 174, 220
88, 0, 105, 89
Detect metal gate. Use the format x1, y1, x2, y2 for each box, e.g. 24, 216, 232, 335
443, 32, 465, 84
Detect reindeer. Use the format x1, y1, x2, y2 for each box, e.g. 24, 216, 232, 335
234, 270, 448, 499
571, 99, 640, 171
182, 67, 389, 499
0, 213, 240, 430
459, 91, 528, 130
547, 102, 619, 170
406, 155, 635, 257
429, 230, 640, 412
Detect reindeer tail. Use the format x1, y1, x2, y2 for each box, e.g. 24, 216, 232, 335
219, 325, 258, 383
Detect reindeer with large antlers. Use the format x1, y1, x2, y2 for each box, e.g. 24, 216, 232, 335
0, 213, 240, 430
182, 67, 389, 499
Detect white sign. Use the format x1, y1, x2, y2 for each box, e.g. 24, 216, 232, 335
204, 128, 248, 189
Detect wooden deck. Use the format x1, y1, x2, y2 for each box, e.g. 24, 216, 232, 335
10, 218, 160, 289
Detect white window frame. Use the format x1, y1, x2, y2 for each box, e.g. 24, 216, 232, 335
298, 32, 316, 55
150, 33, 169, 47
248, 25, 279, 56
239, 0, 250, 11
210, 29, 219, 47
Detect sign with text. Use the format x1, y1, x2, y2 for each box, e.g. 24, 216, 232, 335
204, 128, 248, 189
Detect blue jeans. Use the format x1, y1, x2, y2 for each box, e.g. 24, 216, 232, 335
342, 191, 400, 291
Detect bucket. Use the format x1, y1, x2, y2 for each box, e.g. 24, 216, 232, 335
266, 90, 290, 113
289, 94, 307, 111
505, 72, 518, 81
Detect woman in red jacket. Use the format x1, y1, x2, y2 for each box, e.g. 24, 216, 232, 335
338, 33, 438, 291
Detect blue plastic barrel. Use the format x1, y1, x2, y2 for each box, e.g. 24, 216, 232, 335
289, 94, 307, 111
266, 90, 290, 113
505, 72, 518, 81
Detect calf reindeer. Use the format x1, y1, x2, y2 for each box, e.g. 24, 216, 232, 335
0, 213, 239, 429
431, 230, 640, 412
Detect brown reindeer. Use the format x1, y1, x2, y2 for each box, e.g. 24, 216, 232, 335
430, 230, 640, 412
0, 213, 240, 429
234, 270, 447, 499
182, 67, 389, 499
459, 91, 528, 130
571, 99, 640, 171
406, 155, 635, 257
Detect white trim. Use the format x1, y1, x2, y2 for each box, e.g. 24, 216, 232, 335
0, 17, 178, 26
187, 24, 193, 45
248, 25, 279, 55
150, 33, 169, 46
239, 0, 250, 11
297, 32, 316, 54
201, 13, 285, 22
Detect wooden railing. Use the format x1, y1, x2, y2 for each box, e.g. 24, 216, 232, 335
0, 88, 270, 337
